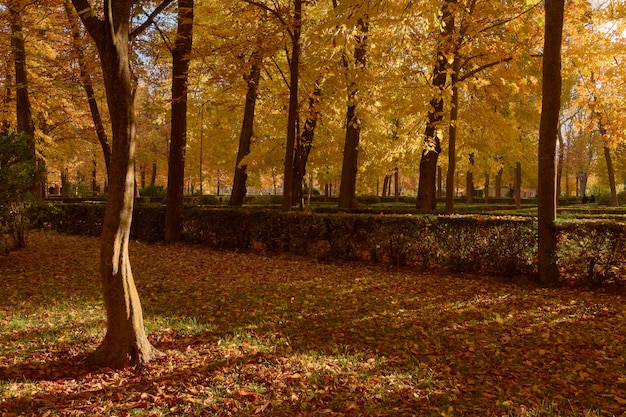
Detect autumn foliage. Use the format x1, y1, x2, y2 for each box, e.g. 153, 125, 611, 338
1, 231, 625, 416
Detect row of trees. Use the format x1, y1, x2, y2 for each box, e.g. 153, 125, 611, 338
1, 0, 625, 367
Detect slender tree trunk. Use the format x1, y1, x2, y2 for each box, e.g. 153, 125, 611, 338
9, 1, 42, 197
484, 172, 489, 204
338, 16, 368, 210
416, 0, 456, 212
466, 153, 474, 204
151, 162, 157, 187
394, 167, 399, 202
72, 0, 162, 368
282, 0, 302, 212
445, 60, 459, 214
231, 59, 261, 207
515, 162, 522, 209
537, 0, 564, 284
165, 0, 194, 243
64, 0, 112, 179
2, 67, 11, 131
556, 126, 564, 202
292, 83, 321, 207
603, 146, 618, 206
495, 167, 503, 198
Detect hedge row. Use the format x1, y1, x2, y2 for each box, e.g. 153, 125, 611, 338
44, 203, 626, 285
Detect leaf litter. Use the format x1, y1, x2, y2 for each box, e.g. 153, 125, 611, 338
0, 231, 624, 416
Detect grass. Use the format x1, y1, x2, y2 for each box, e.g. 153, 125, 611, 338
0, 230, 625, 416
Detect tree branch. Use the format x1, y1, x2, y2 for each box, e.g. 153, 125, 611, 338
129, 0, 176, 40
242, 0, 293, 39
71, 0, 104, 46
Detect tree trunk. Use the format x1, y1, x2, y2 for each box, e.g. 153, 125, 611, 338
231, 59, 261, 207
416, 0, 456, 212
495, 168, 503, 198
165, 0, 194, 243
445, 56, 460, 214
515, 162, 522, 209
484, 173, 489, 204
9, 1, 41, 197
556, 126, 564, 202
72, 0, 161, 369
394, 167, 399, 202
466, 153, 474, 204
151, 162, 157, 187
537, 0, 564, 285
64, 0, 112, 179
282, 0, 302, 212
603, 146, 618, 206
466, 171, 473, 204
338, 16, 368, 210
292, 83, 321, 208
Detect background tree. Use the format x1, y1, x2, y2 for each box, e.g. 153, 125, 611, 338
165, 0, 194, 243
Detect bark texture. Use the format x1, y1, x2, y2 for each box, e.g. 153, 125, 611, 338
338, 16, 368, 210
416, 0, 456, 212
71, 0, 161, 368
282, 0, 302, 212
165, 0, 194, 243
537, 0, 564, 284
231, 60, 261, 207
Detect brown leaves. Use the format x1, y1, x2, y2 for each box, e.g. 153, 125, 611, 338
1, 231, 625, 416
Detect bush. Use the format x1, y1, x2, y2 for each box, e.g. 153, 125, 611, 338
43, 204, 626, 285
0, 132, 44, 251
139, 185, 166, 199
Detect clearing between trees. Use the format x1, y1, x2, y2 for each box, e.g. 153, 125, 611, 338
0, 231, 625, 416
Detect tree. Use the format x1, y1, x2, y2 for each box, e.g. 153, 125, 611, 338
230, 55, 262, 207
338, 10, 368, 210
70, 0, 174, 368
7, 0, 42, 197
537, 0, 564, 284
165, 0, 194, 243
63, 0, 112, 179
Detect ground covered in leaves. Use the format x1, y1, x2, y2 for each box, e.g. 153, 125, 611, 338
0, 231, 625, 416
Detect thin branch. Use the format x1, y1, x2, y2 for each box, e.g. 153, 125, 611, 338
130, 0, 176, 40
242, 0, 293, 39
270, 55, 290, 90
479, 1, 543, 34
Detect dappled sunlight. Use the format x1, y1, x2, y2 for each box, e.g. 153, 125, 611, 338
1, 232, 624, 416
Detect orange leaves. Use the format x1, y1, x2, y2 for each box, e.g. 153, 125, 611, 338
1, 232, 626, 416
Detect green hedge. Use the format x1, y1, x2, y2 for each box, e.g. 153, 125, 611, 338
43, 203, 626, 284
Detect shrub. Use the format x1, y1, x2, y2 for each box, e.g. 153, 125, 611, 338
0, 132, 44, 251
139, 185, 166, 199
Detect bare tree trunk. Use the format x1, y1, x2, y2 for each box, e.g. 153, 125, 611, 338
445, 57, 459, 214
71, 0, 164, 369
292, 83, 321, 208
604, 146, 618, 206
484, 173, 489, 204
515, 162, 522, 209
282, 0, 302, 212
556, 126, 564, 202
466, 153, 474, 204
165, 0, 194, 243
231, 59, 261, 207
495, 168, 503, 198
64, 0, 112, 179
9, 1, 41, 197
537, 0, 564, 284
338, 15, 368, 210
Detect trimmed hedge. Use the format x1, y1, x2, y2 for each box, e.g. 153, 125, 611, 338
43, 203, 626, 284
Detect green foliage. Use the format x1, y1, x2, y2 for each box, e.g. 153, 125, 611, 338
0, 132, 43, 252
139, 184, 166, 199
44, 204, 626, 284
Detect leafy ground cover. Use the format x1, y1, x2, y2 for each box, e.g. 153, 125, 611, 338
0, 231, 625, 416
